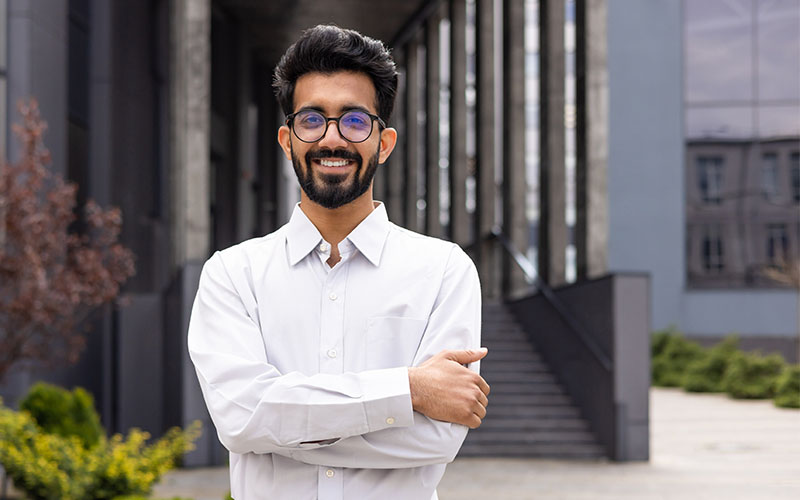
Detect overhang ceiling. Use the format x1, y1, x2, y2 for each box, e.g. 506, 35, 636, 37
215, 0, 432, 67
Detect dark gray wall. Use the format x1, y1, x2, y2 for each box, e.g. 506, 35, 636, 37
508, 273, 650, 461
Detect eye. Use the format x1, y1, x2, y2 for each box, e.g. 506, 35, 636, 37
341, 111, 371, 130
296, 111, 324, 127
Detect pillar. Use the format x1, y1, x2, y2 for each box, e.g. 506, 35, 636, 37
539, 0, 567, 286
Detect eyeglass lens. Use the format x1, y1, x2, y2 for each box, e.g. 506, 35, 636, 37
293, 110, 374, 143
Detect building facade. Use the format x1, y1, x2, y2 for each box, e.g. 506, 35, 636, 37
606, 0, 799, 361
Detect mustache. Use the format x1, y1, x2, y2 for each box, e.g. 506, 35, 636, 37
306, 149, 361, 162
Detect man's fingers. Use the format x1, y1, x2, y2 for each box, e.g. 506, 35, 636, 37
476, 375, 490, 396
477, 391, 489, 409
446, 347, 488, 365
474, 401, 487, 419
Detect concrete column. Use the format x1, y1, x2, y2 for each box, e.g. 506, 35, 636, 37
169, 0, 213, 467
405, 36, 422, 232
6, 0, 68, 172
257, 65, 279, 234
449, 0, 469, 246
425, 11, 443, 238
386, 57, 406, 225
477, 0, 498, 296
576, 0, 609, 280
502, 0, 528, 295
539, 0, 567, 286
170, 0, 211, 268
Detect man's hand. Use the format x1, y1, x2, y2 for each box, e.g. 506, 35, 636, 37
407, 348, 490, 429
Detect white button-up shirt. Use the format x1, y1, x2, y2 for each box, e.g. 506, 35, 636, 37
188, 203, 481, 500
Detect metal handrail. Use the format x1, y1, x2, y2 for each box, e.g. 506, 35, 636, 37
485, 228, 613, 372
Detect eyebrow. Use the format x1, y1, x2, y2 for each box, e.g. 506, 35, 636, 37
295, 104, 374, 116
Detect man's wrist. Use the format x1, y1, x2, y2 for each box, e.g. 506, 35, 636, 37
407, 366, 420, 411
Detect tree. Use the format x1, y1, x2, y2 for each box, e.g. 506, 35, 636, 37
0, 100, 135, 382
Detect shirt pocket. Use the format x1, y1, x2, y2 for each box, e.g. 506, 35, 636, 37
365, 317, 428, 370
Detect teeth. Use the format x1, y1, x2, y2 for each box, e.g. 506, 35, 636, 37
319, 159, 350, 167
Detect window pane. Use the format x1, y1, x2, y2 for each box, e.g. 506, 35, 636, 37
757, 106, 800, 138
761, 153, 779, 200
685, 0, 753, 103
757, 0, 800, 101
686, 106, 753, 139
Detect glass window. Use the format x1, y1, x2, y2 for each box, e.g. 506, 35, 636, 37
685, 0, 753, 103
697, 156, 724, 204
761, 153, 779, 201
757, 0, 800, 102
702, 224, 725, 272
766, 223, 789, 265
791, 152, 800, 203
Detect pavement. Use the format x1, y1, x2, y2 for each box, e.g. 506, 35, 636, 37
150, 387, 800, 500
151, 387, 800, 500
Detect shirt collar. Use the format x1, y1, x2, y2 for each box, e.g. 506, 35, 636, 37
285, 202, 391, 267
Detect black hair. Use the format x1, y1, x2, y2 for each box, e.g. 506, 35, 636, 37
273, 25, 399, 123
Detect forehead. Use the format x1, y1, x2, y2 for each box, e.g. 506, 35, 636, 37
293, 71, 377, 114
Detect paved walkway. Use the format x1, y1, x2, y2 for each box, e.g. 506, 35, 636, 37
152, 388, 800, 500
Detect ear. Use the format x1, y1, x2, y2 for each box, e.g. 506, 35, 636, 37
278, 125, 293, 161
378, 127, 397, 164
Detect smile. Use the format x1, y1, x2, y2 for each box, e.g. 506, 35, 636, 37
315, 158, 355, 168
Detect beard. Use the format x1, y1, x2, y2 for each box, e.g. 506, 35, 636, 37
291, 145, 379, 209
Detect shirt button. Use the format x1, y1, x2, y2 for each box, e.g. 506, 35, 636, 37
327, 349, 337, 359
328, 292, 338, 301
325, 469, 335, 478
386, 417, 395, 425
320, 243, 329, 252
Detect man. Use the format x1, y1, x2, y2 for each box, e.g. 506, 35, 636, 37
188, 24, 489, 500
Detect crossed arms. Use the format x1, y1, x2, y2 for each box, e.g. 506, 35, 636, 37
188, 248, 490, 469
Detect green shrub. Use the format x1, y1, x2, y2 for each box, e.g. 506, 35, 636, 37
20, 382, 104, 448
721, 352, 785, 399
651, 329, 705, 387
773, 365, 800, 409
223, 492, 234, 500
0, 397, 201, 500
682, 336, 739, 393
113, 497, 193, 500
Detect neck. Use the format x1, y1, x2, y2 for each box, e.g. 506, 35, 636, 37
299, 190, 376, 247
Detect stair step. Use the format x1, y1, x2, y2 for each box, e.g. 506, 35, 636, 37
476, 418, 588, 431
469, 303, 605, 460
490, 394, 572, 405
486, 405, 580, 418
458, 443, 605, 458
480, 361, 551, 373
465, 430, 597, 444
482, 352, 544, 363
481, 372, 556, 383
487, 383, 564, 395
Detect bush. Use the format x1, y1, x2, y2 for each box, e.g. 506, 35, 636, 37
20, 382, 104, 448
721, 352, 785, 399
774, 365, 800, 409
113, 497, 192, 500
0, 397, 201, 500
651, 329, 705, 387
682, 336, 739, 393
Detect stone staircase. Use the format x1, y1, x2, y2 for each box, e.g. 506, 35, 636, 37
459, 302, 605, 458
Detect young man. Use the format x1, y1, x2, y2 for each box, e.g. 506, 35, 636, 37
188, 25, 489, 500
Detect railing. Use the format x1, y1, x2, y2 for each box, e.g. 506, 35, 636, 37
474, 228, 613, 372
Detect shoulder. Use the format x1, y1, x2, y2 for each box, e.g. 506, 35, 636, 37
386, 223, 476, 273
205, 225, 288, 276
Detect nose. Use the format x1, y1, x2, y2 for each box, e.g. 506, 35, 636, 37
317, 119, 349, 149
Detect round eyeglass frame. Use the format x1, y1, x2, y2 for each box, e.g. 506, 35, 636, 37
286, 109, 386, 144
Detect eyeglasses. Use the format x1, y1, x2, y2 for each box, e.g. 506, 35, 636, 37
286, 109, 386, 144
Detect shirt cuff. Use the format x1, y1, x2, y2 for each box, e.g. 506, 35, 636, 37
361, 367, 414, 432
